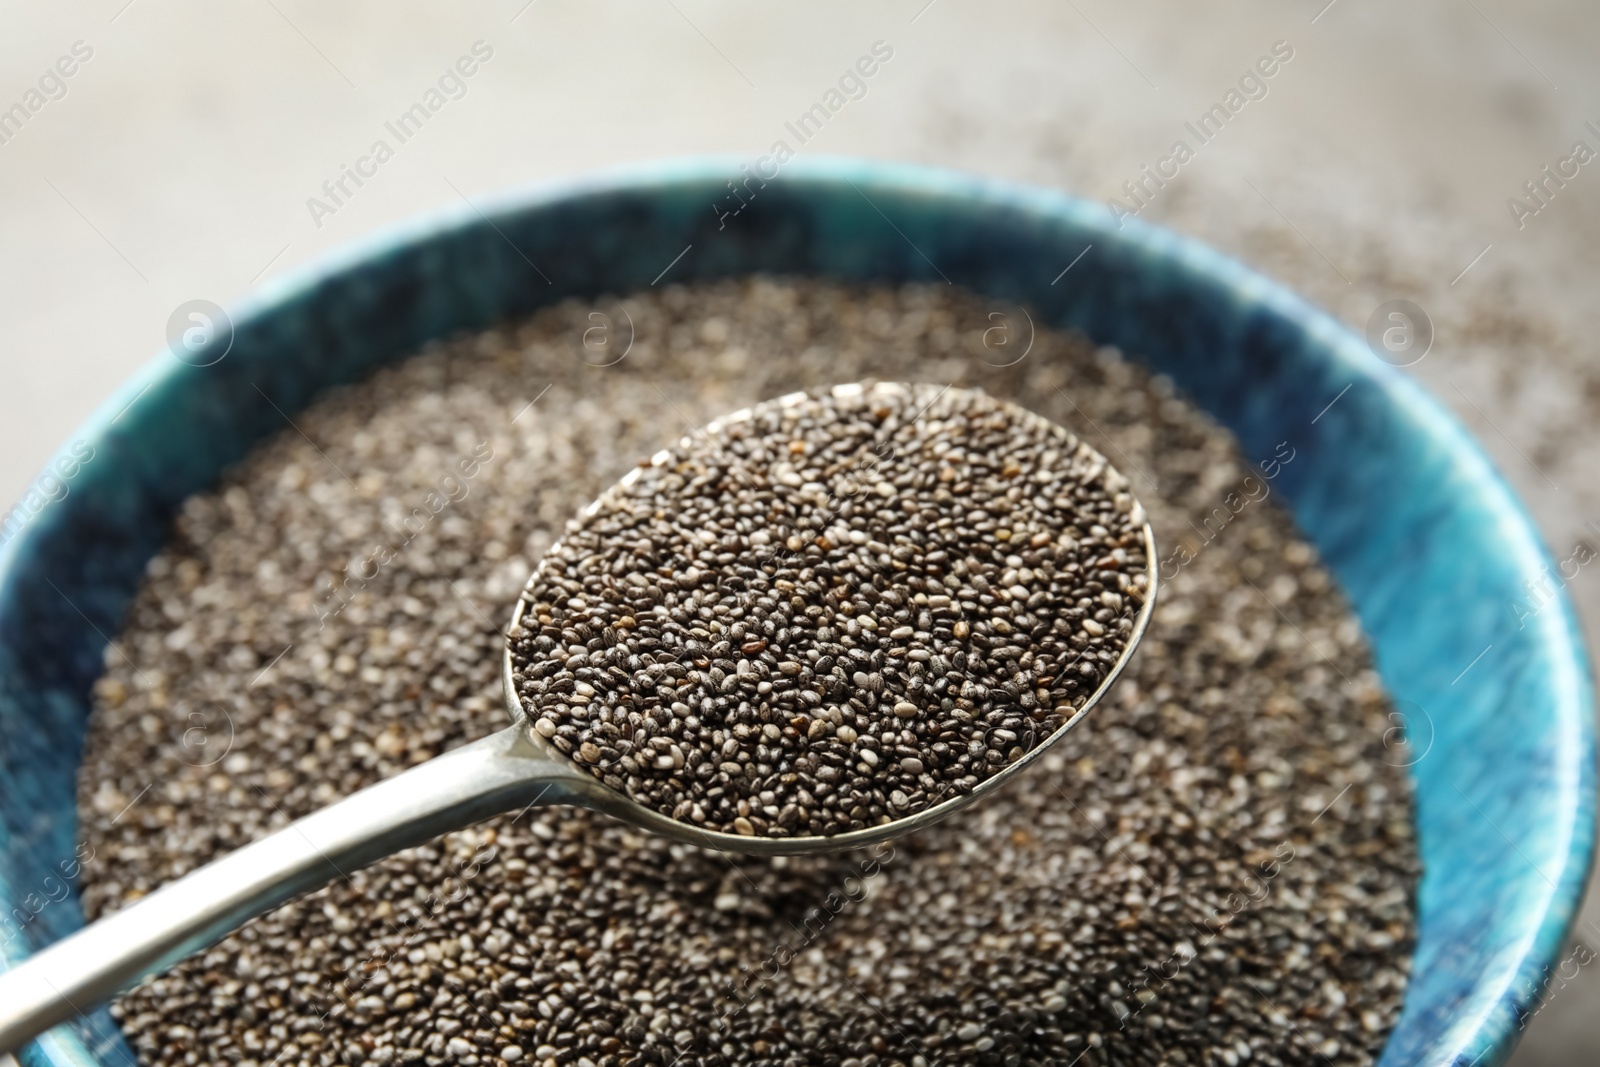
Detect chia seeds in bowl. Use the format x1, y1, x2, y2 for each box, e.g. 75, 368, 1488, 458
78, 278, 1418, 1067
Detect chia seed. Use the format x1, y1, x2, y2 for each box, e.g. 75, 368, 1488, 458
78, 277, 1417, 1067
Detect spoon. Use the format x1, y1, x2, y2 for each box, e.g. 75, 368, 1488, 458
0, 382, 1155, 1052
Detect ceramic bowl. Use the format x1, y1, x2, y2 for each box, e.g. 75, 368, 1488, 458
0, 158, 1591, 1067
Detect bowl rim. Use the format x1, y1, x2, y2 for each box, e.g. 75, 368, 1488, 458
3, 154, 1593, 1067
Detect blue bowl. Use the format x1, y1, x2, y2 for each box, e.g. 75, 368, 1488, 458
0, 158, 1591, 1067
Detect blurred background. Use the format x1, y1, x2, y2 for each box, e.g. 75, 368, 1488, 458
1, 2, 1596, 1061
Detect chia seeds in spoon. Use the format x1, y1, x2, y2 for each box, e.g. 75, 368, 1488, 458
509, 382, 1148, 838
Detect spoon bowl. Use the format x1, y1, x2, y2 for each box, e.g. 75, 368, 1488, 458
506, 381, 1157, 856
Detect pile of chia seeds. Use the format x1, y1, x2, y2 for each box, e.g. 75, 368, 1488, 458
79, 278, 1417, 1067
511, 382, 1148, 838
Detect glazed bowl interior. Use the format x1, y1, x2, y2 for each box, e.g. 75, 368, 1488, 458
0, 157, 1591, 1067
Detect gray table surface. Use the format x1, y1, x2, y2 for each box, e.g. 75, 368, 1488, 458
2, 2, 1597, 1062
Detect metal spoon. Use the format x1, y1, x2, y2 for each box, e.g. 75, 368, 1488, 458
0, 382, 1156, 1052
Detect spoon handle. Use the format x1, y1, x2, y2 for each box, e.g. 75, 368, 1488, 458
0, 723, 579, 1055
